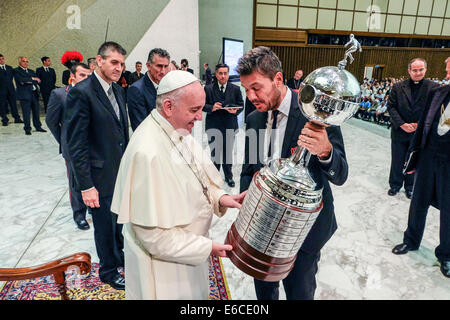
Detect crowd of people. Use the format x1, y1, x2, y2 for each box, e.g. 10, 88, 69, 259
355, 76, 449, 128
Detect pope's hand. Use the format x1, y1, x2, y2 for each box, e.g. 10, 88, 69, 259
211, 242, 232, 257
81, 187, 100, 208
219, 191, 247, 209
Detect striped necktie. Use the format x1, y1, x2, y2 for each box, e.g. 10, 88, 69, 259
107, 86, 121, 120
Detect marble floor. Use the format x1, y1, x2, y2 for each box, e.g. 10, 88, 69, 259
0, 114, 448, 300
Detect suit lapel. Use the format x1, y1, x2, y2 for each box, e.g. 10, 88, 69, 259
92, 75, 122, 127
424, 86, 450, 138
281, 90, 303, 157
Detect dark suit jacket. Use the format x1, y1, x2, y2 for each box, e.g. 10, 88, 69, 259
13, 67, 40, 101
129, 71, 144, 85
244, 97, 256, 124
409, 85, 450, 154
240, 89, 348, 254
0, 65, 16, 97
204, 67, 213, 85
64, 74, 129, 197
46, 85, 70, 157
62, 70, 70, 86
286, 77, 302, 90
127, 73, 157, 131
36, 67, 56, 94
387, 79, 438, 141
204, 81, 244, 132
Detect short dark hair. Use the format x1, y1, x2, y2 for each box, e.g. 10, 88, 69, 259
41, 56, 49, 63
0, 54, 3, 58
215, 63, 229, 72
181, 58, 188, 66
70, 62, 90, 75
97, 41, 127, 59
136, 61, 142, 66
147, 48, 170, 64
236, 46, 283, 79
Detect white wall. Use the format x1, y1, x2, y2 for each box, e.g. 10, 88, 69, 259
125, 0, 200, 78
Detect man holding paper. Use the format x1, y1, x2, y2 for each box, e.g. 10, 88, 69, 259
203, 63, 244, 188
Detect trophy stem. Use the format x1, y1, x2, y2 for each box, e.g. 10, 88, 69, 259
274, 147, 316, 190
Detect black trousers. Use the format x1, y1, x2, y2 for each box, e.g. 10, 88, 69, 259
89, 195, 124, 282
403, 149, 450, 262
254, 250, 320, 300
389, 139, 415, 192
207, 129, 236, 180
65, 160, 87, 221
19, 93, 42, 132
0, 93, 21, 124
41, 91, 51, 113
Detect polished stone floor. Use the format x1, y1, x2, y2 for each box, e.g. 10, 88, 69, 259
0, 114, 448, 300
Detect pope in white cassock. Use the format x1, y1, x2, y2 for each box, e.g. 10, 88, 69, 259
111, 70, 246, 300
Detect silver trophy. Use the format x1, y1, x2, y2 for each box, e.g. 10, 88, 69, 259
225, 35, 362, 281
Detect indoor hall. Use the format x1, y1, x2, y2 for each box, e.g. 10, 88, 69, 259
0, 114, 448, 299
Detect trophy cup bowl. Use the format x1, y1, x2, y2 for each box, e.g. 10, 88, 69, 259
225, 37, 362, 282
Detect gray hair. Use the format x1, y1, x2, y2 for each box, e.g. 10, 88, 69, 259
236, 46, 283, 79
148, 48, 170, 64
156, 86, 186, 110
408, 58, 427, 70
97, 41, 127, 59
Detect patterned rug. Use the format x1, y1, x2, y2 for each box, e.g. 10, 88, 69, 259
0, 256, 230, 300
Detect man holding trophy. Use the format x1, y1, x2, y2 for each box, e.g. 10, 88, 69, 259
235, 46, 350, 300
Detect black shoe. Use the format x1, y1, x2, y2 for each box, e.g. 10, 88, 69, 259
14, 119, 24, 124
406, 191, 413, 199
440, 261, 450, 278
25, 131, 31, 135
104, 274, 125, 290
74, 218, 90, 230
392, 243, 417, 255
36, 128, 47, 132
225, 177, 235, 188
388, 188, 399, 196
2, 122, 7, 126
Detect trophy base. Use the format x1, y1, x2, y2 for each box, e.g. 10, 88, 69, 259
225, 224, 296, 282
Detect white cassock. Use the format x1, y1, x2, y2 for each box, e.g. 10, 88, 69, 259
111, 109, 228, 300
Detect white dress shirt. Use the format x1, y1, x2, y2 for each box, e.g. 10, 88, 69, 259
263, 89, 291, 164
263, 88, 333, 165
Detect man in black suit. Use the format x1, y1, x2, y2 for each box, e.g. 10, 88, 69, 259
392, 57, 450, 278
204, 63, 244, 187
129, 61, 144, 85
87, 58, 96, 73
0, 54, 23, 126
36, 56, 56, 113
64, 42, 129, 290
203, 63, 213, 85
46, 62, 91, 231
286, 69, 303, 90
13, 56, 46, 135
127, 48, 170, 131
387, 58, 438, 199
238, 46, 348, 300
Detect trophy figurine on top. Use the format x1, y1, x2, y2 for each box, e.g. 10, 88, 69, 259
225, 35, 363, 281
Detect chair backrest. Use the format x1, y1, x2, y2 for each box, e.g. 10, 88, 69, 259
0, 252, 91, 300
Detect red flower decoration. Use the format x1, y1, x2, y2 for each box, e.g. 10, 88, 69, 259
61, 51, 84, 68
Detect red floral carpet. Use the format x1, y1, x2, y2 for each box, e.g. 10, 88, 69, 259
0, 256, 230, 300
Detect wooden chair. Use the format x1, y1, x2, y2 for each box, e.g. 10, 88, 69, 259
0, 252, 91, 300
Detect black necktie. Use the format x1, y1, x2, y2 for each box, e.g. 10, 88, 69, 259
220, 85, 224, 93
268, 110, 279, 158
